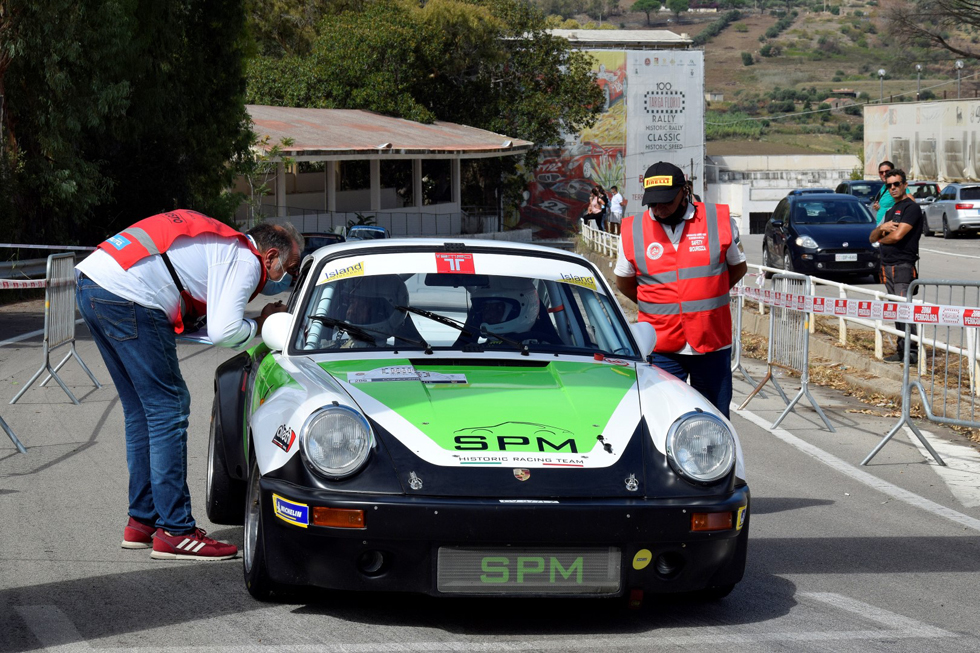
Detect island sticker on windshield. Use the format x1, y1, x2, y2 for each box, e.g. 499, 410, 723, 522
317, 260, 365, 285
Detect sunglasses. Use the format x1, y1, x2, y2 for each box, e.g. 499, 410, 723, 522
878, 169, 893, 175
886, 181, 904, 189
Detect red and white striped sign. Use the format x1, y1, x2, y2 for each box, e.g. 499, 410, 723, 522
735, 286, 980, 328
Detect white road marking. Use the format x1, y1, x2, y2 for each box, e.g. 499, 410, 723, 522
904, 426, 980, 507
14, 605, 91, 652
733, 403, 980, 533
921, 247, 980, 260
17, 594, 955, 651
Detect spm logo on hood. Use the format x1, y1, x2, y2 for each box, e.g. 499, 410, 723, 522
319, 261, 365, 285
558, 272, 597, 291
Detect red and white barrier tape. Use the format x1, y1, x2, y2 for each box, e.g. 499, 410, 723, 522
0, 279, 47, 290
735, 286, 980, 328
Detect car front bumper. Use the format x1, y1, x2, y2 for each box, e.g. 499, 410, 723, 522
257, 477, 750, 597
792, 248, 878, 275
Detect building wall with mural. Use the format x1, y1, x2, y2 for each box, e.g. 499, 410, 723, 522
865, 100, 980, 181
517, 50, 704, 238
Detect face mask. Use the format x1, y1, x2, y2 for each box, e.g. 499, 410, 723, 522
655, 196, 688, 227
261, 255, 292, 296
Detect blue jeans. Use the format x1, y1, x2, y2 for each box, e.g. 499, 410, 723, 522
650, 349, 733, 419
76, 276, 195, 533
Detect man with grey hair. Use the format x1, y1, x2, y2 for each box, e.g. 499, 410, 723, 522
75, 210, 303, 561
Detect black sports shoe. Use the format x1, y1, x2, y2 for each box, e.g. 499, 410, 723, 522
883, 353, 902, 363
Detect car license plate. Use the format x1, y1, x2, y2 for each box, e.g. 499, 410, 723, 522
835, 253, 858, 262
437, 547, 621, 595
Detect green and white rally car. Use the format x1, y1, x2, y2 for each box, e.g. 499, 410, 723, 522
206, 238, 749, 601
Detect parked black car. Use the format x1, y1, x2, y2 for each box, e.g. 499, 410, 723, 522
834, 179, 885, 206
763, 193, 879, 280
301, 232, 345, 261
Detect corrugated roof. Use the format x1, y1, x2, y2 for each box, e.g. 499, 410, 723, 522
247, 105, 533, 160
547, 29, 693, 49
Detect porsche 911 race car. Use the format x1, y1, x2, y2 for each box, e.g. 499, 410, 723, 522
206, 239, 749, 601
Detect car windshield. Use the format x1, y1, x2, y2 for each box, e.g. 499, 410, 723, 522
348, 227, 387, 240
846, 181, 884, 200
909, 184, 939, 199
960, 187, 980, 200
293, 251, 638, 358
792, 201, 873, 224
306, 236, 343, 249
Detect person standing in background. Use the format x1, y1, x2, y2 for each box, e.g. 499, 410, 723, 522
608, 185, 626, 235
615, 162, 747, 418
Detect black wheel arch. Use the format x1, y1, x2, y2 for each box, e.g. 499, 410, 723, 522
214, 351, 253, 481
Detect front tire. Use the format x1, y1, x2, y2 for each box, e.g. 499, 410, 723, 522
762, 246, 774, 278
205, 397, 246, 525
783, 251, 794, 273
943, 215, 953, 239
244, 457, 277, 601
923, 213, 933, 237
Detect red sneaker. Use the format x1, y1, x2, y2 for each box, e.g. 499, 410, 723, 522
151, 528, 238, 561
121, 516, 156, 550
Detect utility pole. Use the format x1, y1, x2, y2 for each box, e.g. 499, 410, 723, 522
916, 64, 922, 101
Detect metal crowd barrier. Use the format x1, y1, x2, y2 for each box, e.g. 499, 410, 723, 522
738, 272, 835, 432
862, 279, 980, 466
9, 253, 101, 407
1, 415, 25, 454
730, 280, 761, 390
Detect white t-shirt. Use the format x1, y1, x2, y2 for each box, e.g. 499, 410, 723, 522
614, 203, 746, 355
76, 234, 263, 348
611, 192, 625, 216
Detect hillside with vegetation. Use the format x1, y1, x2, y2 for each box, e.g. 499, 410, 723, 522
535, 0, 977, 157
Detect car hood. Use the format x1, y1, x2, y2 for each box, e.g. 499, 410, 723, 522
793, 222, 876, 249
320, 358, 641, 471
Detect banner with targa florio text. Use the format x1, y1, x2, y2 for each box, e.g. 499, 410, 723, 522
625, 51, 705, 213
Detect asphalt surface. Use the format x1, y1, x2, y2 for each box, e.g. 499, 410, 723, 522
3, 256, 980, 651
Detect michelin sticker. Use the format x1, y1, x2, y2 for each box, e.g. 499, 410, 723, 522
317, 260, 365, 285
273, 494, 309, 528
347, 366, 467, 385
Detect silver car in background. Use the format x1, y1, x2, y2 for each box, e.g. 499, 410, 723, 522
923, 183, 980, 238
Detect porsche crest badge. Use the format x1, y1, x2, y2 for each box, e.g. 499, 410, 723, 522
513, 469, 531, 481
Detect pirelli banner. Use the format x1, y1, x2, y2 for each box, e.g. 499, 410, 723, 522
625, 51, 705, 211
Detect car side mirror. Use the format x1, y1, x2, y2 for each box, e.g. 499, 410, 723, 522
261, 312, 292, 352
770, 219, 784, 228
630, 322, 657, 358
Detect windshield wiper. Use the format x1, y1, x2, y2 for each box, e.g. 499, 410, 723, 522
310, 315, 431, 351
396, 305, 472, 337
481, 325, 529, 356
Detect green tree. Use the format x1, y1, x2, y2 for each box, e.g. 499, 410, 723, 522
632, 0, 661, 25
666, 0, 689, 19
247, 0, 604, 208
1, 0, 252, 244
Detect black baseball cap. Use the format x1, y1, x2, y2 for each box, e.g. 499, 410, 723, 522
642, 162, 685, 205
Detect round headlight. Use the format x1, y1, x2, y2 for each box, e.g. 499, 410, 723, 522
300, 406, 373, 478
666, 412, 735, 483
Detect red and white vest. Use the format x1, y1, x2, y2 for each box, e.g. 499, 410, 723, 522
622, 202, 733, 353
97, 210, 267, 333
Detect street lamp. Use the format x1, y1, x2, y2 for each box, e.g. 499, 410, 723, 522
956, 60, 964, 98
916, 64, 922, 100
878, 68, 886, 102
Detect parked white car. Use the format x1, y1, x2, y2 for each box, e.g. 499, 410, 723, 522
923, 183, 980, 238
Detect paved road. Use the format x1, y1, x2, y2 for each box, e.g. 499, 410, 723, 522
3, 290, 980, 651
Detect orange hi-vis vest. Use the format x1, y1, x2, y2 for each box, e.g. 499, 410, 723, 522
622, 202, 733, 354
97, 210, 267, 334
